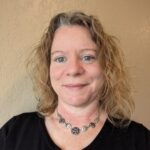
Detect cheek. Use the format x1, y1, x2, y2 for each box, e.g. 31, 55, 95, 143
90, 67, 105, 86
89, 64, 103, 78
50, 65, 64, 81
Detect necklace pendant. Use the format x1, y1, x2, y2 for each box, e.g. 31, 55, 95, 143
57, 111, 100, 135
71, 127, 80, 135
89, 122, 96, 128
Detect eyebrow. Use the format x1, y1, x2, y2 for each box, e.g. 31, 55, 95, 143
80, 48, 97, 52
51, 50, 65, 56
51, 48, 98, 56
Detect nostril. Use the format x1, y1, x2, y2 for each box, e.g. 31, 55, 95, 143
66, 62, 85, 76
67, 72, 83, 77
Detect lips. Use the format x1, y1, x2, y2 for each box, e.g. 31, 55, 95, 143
62, 83, 88, 89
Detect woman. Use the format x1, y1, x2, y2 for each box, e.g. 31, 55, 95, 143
0, 11, 150, 150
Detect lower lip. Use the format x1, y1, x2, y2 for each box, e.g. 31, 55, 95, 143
63, 84, 88, 90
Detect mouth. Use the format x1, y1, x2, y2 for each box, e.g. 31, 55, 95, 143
62, 83, 88, 90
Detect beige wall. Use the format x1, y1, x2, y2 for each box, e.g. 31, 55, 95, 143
0, 0, 150, 128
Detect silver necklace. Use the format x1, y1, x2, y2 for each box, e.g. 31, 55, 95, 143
57, 111, 100, 135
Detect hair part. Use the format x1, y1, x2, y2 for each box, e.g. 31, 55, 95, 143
27, 11, 134, 127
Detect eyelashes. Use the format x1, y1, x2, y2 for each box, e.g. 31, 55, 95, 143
54, 56, 67, 63
81, 55, 96, 63
53, 55, 97, 64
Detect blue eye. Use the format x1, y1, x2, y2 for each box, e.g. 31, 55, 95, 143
81, 55, 96, 63
54, 56, 66, 63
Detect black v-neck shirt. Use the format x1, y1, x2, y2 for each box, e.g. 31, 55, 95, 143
0, 112, 150, 150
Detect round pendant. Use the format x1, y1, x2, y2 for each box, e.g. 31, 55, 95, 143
89, 122, 96, 128
71, 127, 80, 135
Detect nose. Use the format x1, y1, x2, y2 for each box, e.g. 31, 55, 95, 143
66, 58, 85, 77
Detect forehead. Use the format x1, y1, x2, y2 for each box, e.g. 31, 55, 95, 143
54, 25, 90, 34
51, 25, 97, 51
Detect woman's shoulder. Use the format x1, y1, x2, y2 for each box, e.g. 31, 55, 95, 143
0, 112, 42, 136
116, 120, 150, 148
128, 121, 150, 148
2, 112, 39, 126
104, 120, 150, 149
12, 111, 41, 122
113, 120, 150, 137
127, 120, 150, 135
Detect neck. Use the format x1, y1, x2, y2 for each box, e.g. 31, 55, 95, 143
55, 101, 100, 126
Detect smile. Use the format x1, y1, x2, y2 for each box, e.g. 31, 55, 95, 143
62, 83, 88, 90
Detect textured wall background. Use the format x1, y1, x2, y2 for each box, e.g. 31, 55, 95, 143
0, 0, 150, 128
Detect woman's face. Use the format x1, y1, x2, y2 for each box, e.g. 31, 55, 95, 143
50, 25, 104, 108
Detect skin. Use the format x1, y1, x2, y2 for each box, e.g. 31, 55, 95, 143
50, 25, 104, 116
46, 25, 107, 149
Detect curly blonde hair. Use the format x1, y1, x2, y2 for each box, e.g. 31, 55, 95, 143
27, 11, 134, 126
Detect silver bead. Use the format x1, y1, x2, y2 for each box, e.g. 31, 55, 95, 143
81, 126, 88, 132
65, 123, 72, 129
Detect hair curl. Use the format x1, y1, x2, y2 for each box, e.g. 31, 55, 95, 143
27, 11, 134, 127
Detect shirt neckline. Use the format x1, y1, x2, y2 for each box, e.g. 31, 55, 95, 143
38, 114, 113, 150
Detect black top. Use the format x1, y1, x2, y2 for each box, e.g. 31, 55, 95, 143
0, 112, 150, 150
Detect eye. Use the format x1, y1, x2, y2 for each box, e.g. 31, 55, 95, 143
54, 56, 67, 63
81, 55, 96, 63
